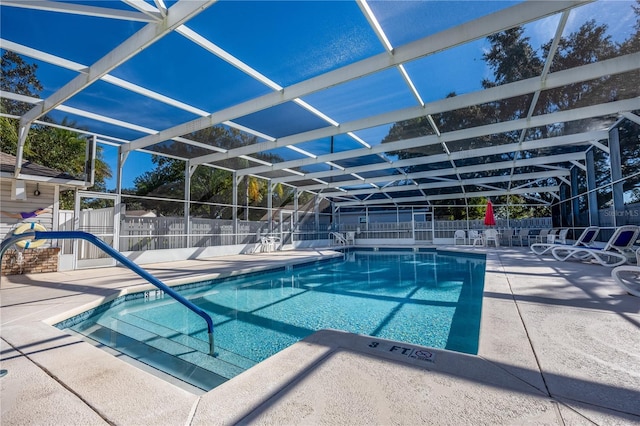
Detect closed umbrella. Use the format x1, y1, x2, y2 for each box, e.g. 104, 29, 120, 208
484, 200, 496, 226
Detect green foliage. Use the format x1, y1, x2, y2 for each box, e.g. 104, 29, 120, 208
482, 27, 543, 86
1, 51, 42, 116
0, 116, 18, 148
380, 5, 640, 218
1, 51, 112, 209
130, 125, 288, 217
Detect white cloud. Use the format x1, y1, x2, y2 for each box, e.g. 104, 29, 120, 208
524, 14, 561, 51
564, 1, 636, 43
522, 1, 636, 55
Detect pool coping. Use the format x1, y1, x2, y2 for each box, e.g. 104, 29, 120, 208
2, 246, 639, 425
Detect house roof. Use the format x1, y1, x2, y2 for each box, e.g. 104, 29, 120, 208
1, 0, 639, 208
0, 152, 86, 186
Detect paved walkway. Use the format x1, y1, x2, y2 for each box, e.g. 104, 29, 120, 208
1, 247, 639, 425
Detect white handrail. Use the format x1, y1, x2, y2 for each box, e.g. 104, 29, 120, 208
329, 231, 347, 245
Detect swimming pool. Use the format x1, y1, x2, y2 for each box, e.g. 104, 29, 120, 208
57, 249, 485, 391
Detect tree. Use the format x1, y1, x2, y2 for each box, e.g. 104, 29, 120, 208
379, 4, 640, 218
0, 51, 42, 117
131, 126, 287, 219
1, 51, 112, 209
380, 27, 543, 217
541, 19, 619, 126
482, 27, 544, 121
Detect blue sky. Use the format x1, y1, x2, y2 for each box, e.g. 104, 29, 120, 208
1, 0, 637, 190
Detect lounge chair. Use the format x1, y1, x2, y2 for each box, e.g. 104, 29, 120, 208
611, 247, 640, 297
551, 225, 639, 267
530, 228, 573, 255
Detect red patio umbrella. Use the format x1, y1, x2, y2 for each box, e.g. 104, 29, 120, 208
484, 200, 496, 226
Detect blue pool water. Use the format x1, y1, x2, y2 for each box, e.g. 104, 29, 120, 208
59, 250, 485, 390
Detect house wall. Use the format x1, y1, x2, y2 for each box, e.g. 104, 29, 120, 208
1, 247, 60, 275
1, 178, 57, 246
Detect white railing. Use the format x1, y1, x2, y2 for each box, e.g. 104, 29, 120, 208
59, 209, 557, 253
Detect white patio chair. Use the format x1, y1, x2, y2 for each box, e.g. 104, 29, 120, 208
260, 236, 272, 252
545, 229, 558, 243
556, 228, 569, 244
469, 230, 484, 247
346, 231, 355, 245
454, 230, 466, 245
535, 228, 550, 244
500, 228, 514, 246
512, 229, 529, 246
484, 229, 499, 247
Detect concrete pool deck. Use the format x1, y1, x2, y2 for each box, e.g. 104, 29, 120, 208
1, 246, 639, 425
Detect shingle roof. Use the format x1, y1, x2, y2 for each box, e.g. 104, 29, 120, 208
1, 152, 81, 183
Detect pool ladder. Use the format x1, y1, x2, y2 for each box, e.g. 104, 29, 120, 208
0, 230, 216, 356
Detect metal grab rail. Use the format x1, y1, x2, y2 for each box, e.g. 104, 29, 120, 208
0, 230, 216, 356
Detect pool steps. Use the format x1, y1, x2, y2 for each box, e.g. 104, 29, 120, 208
1, 230, 217, 356
80, 322, 228, 389
113, 314, 256, 370
73, 315, 256, 390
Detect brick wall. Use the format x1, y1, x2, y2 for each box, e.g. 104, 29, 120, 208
1, 248, 60, 275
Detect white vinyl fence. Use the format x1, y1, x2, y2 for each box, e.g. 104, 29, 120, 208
59, 209, 555, 253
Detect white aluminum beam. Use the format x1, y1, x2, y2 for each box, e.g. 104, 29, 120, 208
570, 160, 587, 171
18, 0, 216, 127
56, 104, 157, 135
1, 0, 156, 22
268, 96, 633, 185
192, 52, 640, 166
589, 139, 610, 154
122, 0, 164, 21
126, 0, 587, 153
335, 186, 561, 207
358, 0, 393, 52
358, 0, 425, 107
320, 170, 569, 198
622, 111, 640, 126
4, 39, 280, 144
302, 152, 584, 192
242, 127, 606, 180
558, 176, 571, 186
154, 0, 168, 17
176, 25, 281, 91
2, 93, 266, 173
0, 39, 87, 72
176, 26, 348, 146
